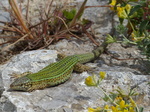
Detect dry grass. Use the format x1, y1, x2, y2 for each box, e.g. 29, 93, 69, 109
0, 0, 99, 52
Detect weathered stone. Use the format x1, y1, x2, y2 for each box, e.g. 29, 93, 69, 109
83, 0, 113, 35
57, 106, 73, 112
0, 96, 17, 112
0, 63, 5, 97
0, 47, 149, 112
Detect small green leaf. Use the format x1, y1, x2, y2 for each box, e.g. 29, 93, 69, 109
109, 94, 117, 101
103, 95, 109, 102
119, 18, 124, 24
106, 34, 116, 44
139, 20, 149, 34
138, 107, 144, 112
129, 5, 141, 16
82, 19, 91, 25
63, 9, 76, 20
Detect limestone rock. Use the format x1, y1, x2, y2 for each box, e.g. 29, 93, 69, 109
0, 49, 149, 112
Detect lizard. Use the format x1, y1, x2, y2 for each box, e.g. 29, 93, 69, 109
10, 42, 108, 92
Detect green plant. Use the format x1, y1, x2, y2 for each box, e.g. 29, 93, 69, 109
109, 0, 150, 59
85, 72, 144, 112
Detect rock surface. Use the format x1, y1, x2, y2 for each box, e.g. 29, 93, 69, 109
0, 39, 150, 112
83, 0, 113, 35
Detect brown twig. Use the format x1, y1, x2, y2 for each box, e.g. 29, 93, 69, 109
55, 16, 84, 40
0, 40, 17, 46
69, 0, 88, 27
25, 0, 30, 21
9, 0, 33, 39
1, 33, 30, 52
0, 35, 20, 38
85, 5, 112, 8
85, 31, 99, 46
0, 25, 18, 32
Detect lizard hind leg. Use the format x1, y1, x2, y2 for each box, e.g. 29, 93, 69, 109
73, 63, 91, 73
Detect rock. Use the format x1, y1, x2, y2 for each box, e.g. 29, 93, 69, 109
0, 96, 17, 112
83, 0, 113, 35
0, 64, 5, 97
0, 76, 4, 97
101, 43, 150, 75
0, 48, 150, 112
57, 106, 73, 112
48, 39, 94, 55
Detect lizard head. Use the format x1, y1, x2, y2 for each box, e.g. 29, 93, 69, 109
10, 76, 32, 92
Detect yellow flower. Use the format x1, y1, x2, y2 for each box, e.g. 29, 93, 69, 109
123, 110, 129, 112
117, 7, 127, 18
104, 105, 112, 112
131, 32, 136, 39
110, 0, 116, 6
111, 106, 116, 111
88, 107, 101, 112
116, 96, 122, 100
104, 105, 109, 109
129, 107, 135, 112
125, 4, 131, 14
131, 31, 145, 42
85, 76, 97, 86
109, 0, 117, 10
130, 98, 136, 107
109, 0, 132, 18
116, 4, 132, 19
99, 71, 106, 79
119, 100, 125, 108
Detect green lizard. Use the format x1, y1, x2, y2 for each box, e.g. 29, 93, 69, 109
10, 42, 107, 92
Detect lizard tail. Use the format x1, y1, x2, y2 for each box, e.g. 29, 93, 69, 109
92, 41, 108, 59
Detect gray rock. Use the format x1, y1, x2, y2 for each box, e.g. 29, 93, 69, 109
0, 49, 150, 112
83, 0, 113, 35
0, 64, 5, 97
0, 96, 17, 112
0, 77, 4, 97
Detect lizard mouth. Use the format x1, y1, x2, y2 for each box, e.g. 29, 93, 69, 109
9, 80, 28, 92
9, 83, 20, 91
9, 84, 28, 92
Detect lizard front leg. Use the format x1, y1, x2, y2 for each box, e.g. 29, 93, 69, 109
57, 53, 67, 60
10, 72, 32, 79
